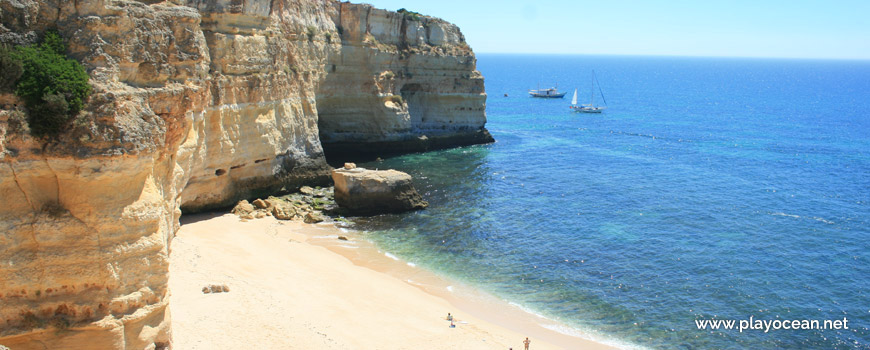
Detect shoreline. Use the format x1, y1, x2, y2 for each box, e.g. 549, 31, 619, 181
170, 213, 617, 349
300, 222, 624, 350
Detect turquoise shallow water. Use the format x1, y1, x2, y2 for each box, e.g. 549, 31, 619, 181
352, 54, 870, 349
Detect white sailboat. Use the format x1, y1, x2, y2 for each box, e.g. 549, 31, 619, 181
570, 71, 606, 113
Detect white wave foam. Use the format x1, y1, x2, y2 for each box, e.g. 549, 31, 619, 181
540, 323, 649, 350
446, 285, 454, 293
507, 302, 548, 319
505, 301, 649, 350
811, 216, 835, 224
770, 212, 801, 219
384, 252, 400, 261
540, 323, 587, 338
406, 262, 416, 267
769, 212, 834, 224
406, 279, 426, 287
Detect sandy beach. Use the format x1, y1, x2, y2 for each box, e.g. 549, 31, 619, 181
169, 214, 614, 349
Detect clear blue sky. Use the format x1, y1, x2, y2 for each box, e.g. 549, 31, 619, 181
362, 0, 870, 59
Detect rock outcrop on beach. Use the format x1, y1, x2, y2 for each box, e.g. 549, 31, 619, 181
0, 0, 487, 348
230, 186, 335, 221
332, 165, 428, 215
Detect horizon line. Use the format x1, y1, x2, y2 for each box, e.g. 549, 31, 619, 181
472, 52, 870, 62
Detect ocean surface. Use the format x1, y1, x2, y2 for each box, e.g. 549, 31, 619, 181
353, 54, 870, 349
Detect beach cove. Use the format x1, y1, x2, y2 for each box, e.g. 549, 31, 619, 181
1, 0, 867, 348
169, 213, 614, 349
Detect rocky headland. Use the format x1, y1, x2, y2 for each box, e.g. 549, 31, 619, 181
0, 0, 489, 348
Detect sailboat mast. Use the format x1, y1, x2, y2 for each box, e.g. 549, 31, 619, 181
596, 73, 608, 106
590, 70, 595, 106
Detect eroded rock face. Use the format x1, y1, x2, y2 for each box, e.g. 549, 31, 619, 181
0, 0, 486, 348
317, 3, 492, 158
332, 167, 428, 215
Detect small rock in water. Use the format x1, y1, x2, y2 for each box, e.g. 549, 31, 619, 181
304, 212, 325, 224
343, 162, 357, 169
300, 186, 315, 195
338, 236, 348, 241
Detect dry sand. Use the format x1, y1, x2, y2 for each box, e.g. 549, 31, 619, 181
169, 213, 615, 349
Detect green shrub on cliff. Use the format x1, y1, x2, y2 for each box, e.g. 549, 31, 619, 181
0, 44, 23, 93
28, 93, 70, 136
387, 95, 404, 104
8, 30, 91, 137
306, 26, 318, 41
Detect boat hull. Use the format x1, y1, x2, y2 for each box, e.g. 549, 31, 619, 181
530, 93, 566, 98
570, 106, 605, 113
529, 87, 566, 98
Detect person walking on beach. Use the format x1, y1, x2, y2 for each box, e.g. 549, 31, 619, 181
523, 337, 531, 350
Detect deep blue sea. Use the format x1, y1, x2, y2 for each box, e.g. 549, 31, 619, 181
354, 54, 870, 349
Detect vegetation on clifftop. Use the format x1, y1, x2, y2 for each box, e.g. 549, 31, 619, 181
0, 30, 91, 138
397, 8, 423, 21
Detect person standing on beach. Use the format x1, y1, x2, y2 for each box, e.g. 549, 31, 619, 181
523, 337, 531, 350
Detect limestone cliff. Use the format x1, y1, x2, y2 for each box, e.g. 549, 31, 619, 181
317, 4, 492, 158
0, 0, 489, 348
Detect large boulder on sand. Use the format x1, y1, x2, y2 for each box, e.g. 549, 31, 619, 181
252, 198, 269, 209
332, 167, 428, 215
271, 203, 297, 220
232, 200, 256, 219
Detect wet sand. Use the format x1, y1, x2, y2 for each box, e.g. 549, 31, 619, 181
169, 213, 615, 349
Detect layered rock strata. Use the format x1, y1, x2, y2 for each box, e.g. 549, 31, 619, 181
332, 165, 427, 215
0, 0, 488, 349
317, 3, 493, 158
